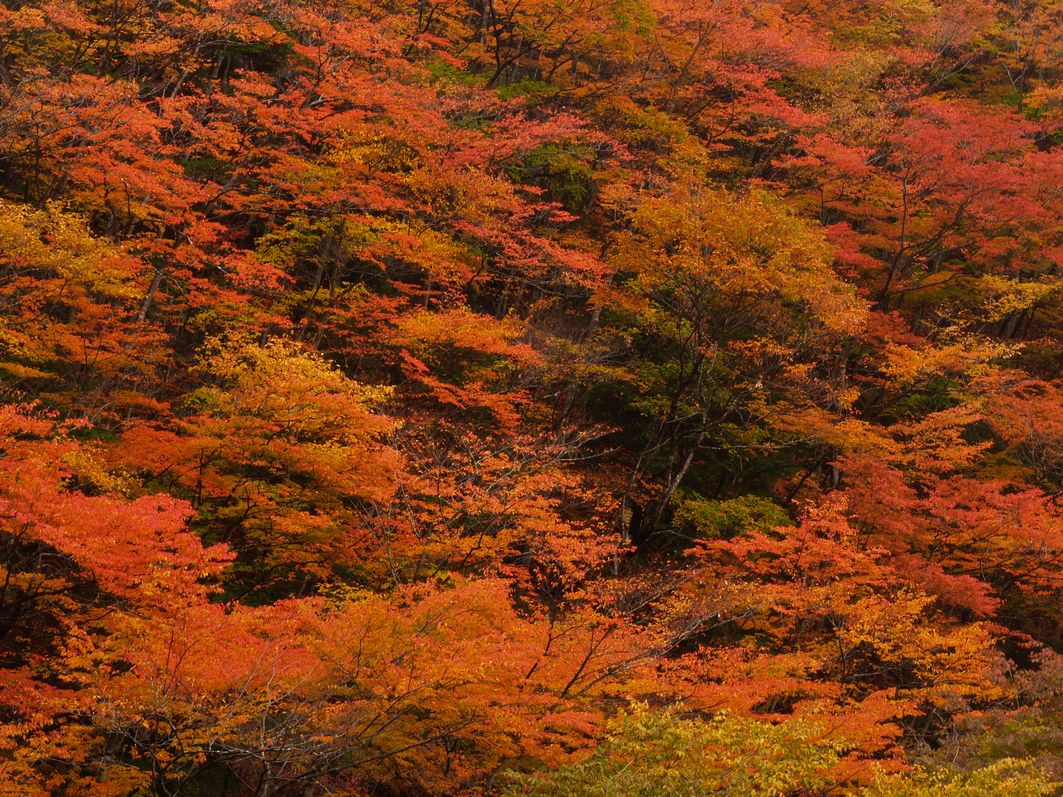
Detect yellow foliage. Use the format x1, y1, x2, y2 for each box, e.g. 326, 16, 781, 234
614, 187, 868, 336
0, 200, 140, 300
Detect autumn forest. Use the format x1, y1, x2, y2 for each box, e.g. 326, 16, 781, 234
0, 0, 1061, 793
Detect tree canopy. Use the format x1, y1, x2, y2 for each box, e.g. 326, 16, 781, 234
0, 0, 1060, 794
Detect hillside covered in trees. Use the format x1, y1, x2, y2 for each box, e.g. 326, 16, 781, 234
0, 0, 1061, 793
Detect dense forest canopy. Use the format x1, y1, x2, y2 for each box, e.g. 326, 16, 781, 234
0, 0, 1060, 793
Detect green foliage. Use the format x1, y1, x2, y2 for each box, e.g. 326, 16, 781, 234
505, 704, 849, 797
497, 79, 561, 101
507, 706, 1059, 797
672, 493, 790, 540
862, 759, 1059, 797
509, 143, 596, 211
